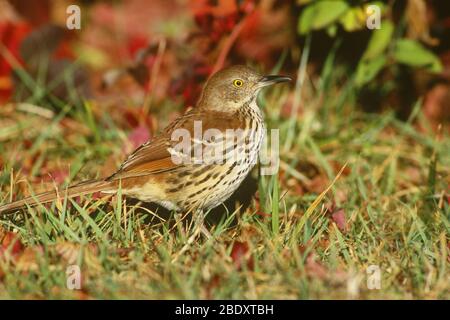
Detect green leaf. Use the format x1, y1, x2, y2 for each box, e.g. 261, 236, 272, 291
298, 3, 316, 34
362, 20, 394, 60
355, 55, 387, 87
298, 0, 350, 34
393, 39, 443, 73
364, 1, 387, 15
339, 7, 366, 32
326, 24, 338, 37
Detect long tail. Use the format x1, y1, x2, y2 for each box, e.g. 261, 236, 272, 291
0, 179, 116, 214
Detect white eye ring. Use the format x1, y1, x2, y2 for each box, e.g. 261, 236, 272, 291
233, 79, 244, 87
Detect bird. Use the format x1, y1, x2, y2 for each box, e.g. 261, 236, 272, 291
0, 65, 290, 219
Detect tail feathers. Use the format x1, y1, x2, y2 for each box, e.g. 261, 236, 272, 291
0, 180, 116, 214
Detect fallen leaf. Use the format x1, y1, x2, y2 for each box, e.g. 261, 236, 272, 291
54, 242, 102, 274
230, 240, 254, 270
204, 274, 221, 300
124, 125, 151, 155
423, 83, 450, 130
8, 0, 51, 27
55, 242, 83, 265
308, 174, 329, 194
0, 20, 31, 102
15, 246, 43, 272
304, 252, 347, 283
1, 231, 24, 256
331, 208, 348, 233
305, 253, 328, 280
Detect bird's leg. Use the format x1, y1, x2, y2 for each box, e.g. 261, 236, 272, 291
191, 209, 211, 240
173, 212, 185, 237
198, 212, 212, 240
171, 209, 212, 263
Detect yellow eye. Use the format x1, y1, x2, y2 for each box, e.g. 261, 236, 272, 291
233, 79, 244, 87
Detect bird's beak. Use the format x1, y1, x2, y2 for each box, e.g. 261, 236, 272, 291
257, 75, 292, 88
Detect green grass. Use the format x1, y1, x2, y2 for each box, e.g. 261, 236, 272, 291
0, 52, 449, 299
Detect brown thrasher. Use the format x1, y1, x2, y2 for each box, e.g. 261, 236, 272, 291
0, 65, 290, 216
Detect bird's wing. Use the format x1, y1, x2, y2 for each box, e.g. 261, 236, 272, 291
108, 109, 242, 181
108, 137, 176, 180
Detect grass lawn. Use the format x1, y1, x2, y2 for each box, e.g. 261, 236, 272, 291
0, 60, 448, 299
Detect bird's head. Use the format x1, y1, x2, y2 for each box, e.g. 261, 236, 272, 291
197, 65, 291, 111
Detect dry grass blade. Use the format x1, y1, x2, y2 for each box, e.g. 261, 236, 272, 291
289, 163, 348, 245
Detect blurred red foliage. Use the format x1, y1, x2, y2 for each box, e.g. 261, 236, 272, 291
0, 21, 31, 101
230, 240, 254, 270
